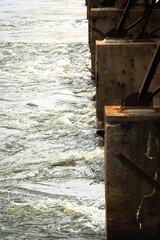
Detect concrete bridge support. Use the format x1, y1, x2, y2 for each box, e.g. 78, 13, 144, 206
86, 0, 127, 47
95, 41, 160, 131
85, 1, 160, 239
91, 9, 160, 75
104, 106, 160, 239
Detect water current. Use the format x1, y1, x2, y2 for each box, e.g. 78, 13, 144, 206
0, 0, 105, 239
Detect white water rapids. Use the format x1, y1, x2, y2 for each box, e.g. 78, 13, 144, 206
0, 1, 105, 239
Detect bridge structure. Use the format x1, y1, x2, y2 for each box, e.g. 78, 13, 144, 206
86, 0, 160, 239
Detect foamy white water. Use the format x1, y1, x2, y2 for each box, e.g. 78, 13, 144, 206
0, 1, 105, 239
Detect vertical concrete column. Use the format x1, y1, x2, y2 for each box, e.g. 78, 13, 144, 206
87, 0, 127, 46
91, 8, 160, 75
104, 106, 160, 239
86, 0, 101, 45
95, 41, 160, 131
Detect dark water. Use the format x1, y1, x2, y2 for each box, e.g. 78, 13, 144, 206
0, 1, 105, 239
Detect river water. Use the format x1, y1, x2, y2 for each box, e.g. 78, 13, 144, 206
0, 0, 105, 239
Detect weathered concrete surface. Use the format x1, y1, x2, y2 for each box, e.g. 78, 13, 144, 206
104, 106, 160, 239
86, 0, 135, 15
91, 8, 160, 74
95, 41, 160, 131
87, 0, 128, 46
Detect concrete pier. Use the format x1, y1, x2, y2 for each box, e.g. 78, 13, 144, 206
85, 2, 160, 239
90, 8, 160, 75
86, 0, 128, 46
104, 106, 160, 239
95, 41, 160, 131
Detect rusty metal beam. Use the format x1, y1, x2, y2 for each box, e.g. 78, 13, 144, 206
145, 25, 160, 38
115, 152, 160, 190
116, 0, 134, 35
138, 0, 157, 39
122, 41, 160, 108
105, 0, 158, 38
137, 41, 160, 103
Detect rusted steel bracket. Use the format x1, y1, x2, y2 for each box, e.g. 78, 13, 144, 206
137, 0, 157, 38
145, 25, 160, 39
115, 152, 160, 190
105, 0, 134, 38
122, 41, 160, 108
105, 0, 159, 39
